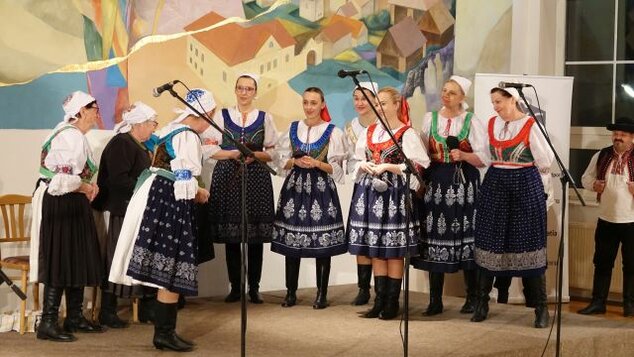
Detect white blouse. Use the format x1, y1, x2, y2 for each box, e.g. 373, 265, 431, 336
352, 124, 430, 190
203, 107, 279, 159
420, 110, 489, 166
277, 120, 347, 183
344, 117, 372, 174
42, 122, 95, 195
157, 123, 203, 200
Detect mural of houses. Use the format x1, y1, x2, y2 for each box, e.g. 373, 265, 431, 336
325, 0, 347, 14
388, 0, 439, 24
184, 12, 323, 104
300, 0, 325, 22
418, 1, 454, 47
256, 0, 276, 7
376, 16, 426, 72
351, 0, 374, 18
317, 20, 353, 58
328, 14, 368, 46
337, 1, 360, 19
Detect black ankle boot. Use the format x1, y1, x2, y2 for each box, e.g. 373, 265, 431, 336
351, 264, 372, 305
460, 269, 477, 314
63, 287, 104, 333
224, 286, 241, 303
99, 291, 129, 329
249, 288, 264, 304
313, 258, 331, 309
282, 257, 300, 307
37, 285, 76, 342
379, 277, 402, 320
578, 272, 611, 315
153, 301, 193, 352
471, 271, 494, 323
423, 272, 444, 316
362, 276, 387, 318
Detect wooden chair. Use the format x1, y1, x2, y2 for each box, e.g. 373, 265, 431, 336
0, 194, 39, 335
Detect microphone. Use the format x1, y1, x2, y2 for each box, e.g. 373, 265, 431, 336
498, 81, 533, 89
152, 80, 179, 97
446, 136, 460, 150
337, 69, 368, 78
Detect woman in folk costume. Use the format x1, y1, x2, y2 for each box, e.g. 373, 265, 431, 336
347, 87, 430, 320
471, 87, 554, 328
345, 81, 379, 306
207, 73, 278, 304
30, 91, 104, 342
410, 76, 488, 316
271, 87, 347, 309
109, 89, 215, 352
92, 102, 157, 328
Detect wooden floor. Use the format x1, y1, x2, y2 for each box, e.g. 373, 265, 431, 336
565, 299, 630, 321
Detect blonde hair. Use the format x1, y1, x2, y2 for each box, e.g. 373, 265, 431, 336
377, 87, 403, 122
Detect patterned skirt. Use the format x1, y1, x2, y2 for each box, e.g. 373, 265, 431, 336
38, 191, 102, 287
411, 162, 479, 273
126, 175, 199, 296
271, 167, 346, 258
347, 172, 420, 259
209, 160, 274, 244
474, 166, 547, 278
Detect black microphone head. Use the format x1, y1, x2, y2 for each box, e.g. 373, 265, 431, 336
337, 69, 347, 78
446, 136, 459, 150
498, 81, 507, 88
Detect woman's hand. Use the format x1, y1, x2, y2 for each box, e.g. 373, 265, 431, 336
593, 180, 606, 194
195, 188, 210, 204
449, 149, 463, 162
359, 162, 376, 175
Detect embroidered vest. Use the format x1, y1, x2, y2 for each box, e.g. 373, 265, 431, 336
151, 127, 198, 172
40, 125, 97, 182
219, 109, 266, 151
595, 146, 634, 201
488, 116, 535, 167
365, 123, 409, 164
428, 111, 474, 163
290, 121, 334, 163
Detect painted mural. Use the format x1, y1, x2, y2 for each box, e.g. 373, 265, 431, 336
0, 0, 512, 131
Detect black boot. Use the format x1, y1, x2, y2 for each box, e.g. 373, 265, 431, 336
578, 272, 611, 315
423, 272, 444, 316
63, 287, 104, 333
351, 264, 372, 305
99, 290, 129, 328
36, 285, 76, 342
361, 276, 387, 318
525, 275, 549, 328
152, 301, 193, 352
623, 274, 633, 317
313, 257, 331, 309
379, 277, 402, 320
138, 291, 157, 324
471, 270, 494, 322
224, 243, 242, 303
248, 244, 264, 304
522, 277, 537, 308
460, 269, 477, 314
282, 257, 300, 307
494, 276, 511, 304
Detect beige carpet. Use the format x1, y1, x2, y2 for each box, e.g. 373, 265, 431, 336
2, 285, 634, 356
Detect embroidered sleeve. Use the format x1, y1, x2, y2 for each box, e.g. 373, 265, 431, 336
46, 129, 88, 195
327, 127, 347, 184
402, 129, 430, 191
170, 130, 202, 200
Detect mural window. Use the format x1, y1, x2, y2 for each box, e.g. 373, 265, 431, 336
260, 65, 264, 74
194, 62, 197, 69
223, 71, 227, 82
195, 48, 198, 57
201, 53, 204, 62
269, 41, 273, 48
200, 68, 203, 76
190, 43, 192, 52
273, 59, 278, 68
286, 54, 290, 62
267, 62, 271, 71
189, 57, 192, 64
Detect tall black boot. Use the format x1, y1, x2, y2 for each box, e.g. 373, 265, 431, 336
351, 264, 372, 305
248, 244, 264, 304
379, 277, 402, 320
152, 301, 193, 352
522, 277, 537, 308
471, 270, 494, 322
527, 275, 549, 328
224, 243, 242, 303
493, 276, 511, 304
423, 272, 444, 316
313, 257, 331, 309
460, 269, 477, 314
361, 276, 387, 318
578, 272, 611, 315
282, 257, 300, 307
623, 274, 634, 317
36, 285, 76, 342
63, 287, 104, 333
99, 290, 129, 328
138, 287, 158, 323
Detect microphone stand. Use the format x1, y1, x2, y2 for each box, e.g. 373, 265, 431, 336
0, 269, 27, 300
516, 88, 585, 357
165, 86, 276, 357
349, 75, 424, 357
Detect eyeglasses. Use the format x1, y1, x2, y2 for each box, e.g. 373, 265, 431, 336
87, 103, 100, 111
235, 86, 256, 93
